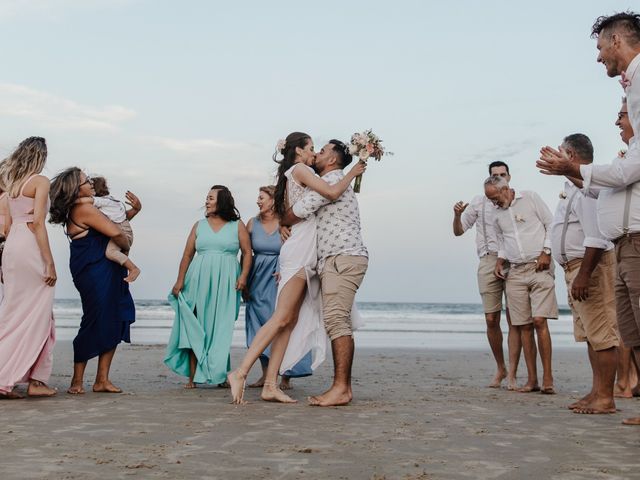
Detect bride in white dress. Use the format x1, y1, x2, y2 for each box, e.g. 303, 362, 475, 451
228, 132, 364, 404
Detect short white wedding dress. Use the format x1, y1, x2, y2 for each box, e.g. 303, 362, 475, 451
278, 164, 326, 373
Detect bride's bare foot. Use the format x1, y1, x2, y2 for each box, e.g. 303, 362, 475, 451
261, 382, 297, 403
279, 376, 292, 390
93, 381, 122, 393
124, 266, 141, 283
184, 381, 196, 389
308, 386, 352, 407
228, 370, 247, 404
67, 381, 85, 395
1, 387, 25, 399
27, 381, 57, 397
488, 368, 507, 388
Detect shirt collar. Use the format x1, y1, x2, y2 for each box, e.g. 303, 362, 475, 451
508, 190, 522, 207
626, 52, 640, 82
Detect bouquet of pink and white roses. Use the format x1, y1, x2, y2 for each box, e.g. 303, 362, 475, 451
348, 129, 391, 193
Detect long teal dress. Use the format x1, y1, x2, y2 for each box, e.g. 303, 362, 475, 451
164, 219, 240, 384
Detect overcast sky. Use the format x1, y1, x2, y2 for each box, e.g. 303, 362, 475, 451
0, 0, 633, 302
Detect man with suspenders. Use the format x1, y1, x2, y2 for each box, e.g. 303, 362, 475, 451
453, 161, 521, 389
550, 134, 619, 414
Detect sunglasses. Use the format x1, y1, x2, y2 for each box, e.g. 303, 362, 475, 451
79, 176, 93, 187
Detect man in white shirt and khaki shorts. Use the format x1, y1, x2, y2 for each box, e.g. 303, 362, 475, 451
453, 161, 521, 389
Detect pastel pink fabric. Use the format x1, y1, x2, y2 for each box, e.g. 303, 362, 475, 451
0, 175, 55, 393
620, 70, 632, 90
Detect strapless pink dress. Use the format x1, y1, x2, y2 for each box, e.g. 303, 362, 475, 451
0, 175, 55, 393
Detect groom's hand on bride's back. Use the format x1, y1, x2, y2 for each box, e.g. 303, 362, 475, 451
280, 225, 291, 243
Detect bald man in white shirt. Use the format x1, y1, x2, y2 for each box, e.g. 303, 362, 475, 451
550, 134, 619, 414
487, 176, 558, 394
453, 161, 521, 389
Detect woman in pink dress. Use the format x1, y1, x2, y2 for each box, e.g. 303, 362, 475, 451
0, 137, 57, 399
0, 189, 9, 304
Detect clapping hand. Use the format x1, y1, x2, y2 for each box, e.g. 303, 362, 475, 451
536, 146, 578, 177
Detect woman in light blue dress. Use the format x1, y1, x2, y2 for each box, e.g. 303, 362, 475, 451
165, 185, 252, 388
244, 186, 312, 389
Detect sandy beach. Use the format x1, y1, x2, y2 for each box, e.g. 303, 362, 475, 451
1, 342, 639, 480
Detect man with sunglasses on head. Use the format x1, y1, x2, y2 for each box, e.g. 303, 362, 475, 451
452, 161, 521, 390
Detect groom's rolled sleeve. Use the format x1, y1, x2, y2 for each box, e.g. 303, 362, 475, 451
292, 190, 331, 219
581, 143, 640, 190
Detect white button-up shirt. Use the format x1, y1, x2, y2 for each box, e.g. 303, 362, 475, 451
550, 182, 612, 264
494, 190, 553, 264
460, 194, 500, 258
581, 53, 640, 239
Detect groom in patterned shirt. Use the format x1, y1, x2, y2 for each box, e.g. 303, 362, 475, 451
281, 140, 368, 407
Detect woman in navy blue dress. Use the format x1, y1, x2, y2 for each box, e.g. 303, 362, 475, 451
50, 168, 141, 394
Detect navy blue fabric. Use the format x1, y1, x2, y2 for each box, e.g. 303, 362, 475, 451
69, 228, 135, 363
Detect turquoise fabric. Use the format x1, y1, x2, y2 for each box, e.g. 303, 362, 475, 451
164, 219, 240, 384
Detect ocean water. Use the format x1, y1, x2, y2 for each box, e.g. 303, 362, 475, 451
53, 300, 579, 350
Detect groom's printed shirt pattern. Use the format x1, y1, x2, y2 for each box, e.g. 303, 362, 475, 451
292, 169, 368, 273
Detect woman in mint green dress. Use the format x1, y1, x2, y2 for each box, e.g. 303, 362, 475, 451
165, 185, 252, 388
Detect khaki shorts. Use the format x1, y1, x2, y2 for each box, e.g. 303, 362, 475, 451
477, 253, 505, 314
320, 255, 368, 341
505, 262, 558, 326
614, 236, 640, 348
564, 250, 619, 351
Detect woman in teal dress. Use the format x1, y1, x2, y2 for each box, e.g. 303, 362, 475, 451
165, 185, 252, 388
244, 186, 312, 389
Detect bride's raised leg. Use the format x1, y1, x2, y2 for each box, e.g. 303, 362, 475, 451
228, 274, 307, 404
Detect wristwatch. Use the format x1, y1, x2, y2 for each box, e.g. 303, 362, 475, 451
542, 247, 551, 255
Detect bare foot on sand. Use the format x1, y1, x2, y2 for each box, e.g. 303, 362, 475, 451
1, 387, 25, 399
540, 385, 555, 395
184, 381, 196, 389
124, 266, 141, 283
568, 393, 593, 410
261, 382, 297, 403
308, 387, 352, 407
614, 382, 633, 398
488, 369, 507, 388
622, 416, 640, 425
248, 376, 265, 388
573, 398, 616, 414
517, 382, 540, 393
27, 381, 57, 397
67, 382, 85, 395
279, 377, 292, 390
227, 370, 247, 404
507, 376, 518, 391
93, 381, 122, 393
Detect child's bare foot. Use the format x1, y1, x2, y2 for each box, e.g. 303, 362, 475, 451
124, 266, 140, 283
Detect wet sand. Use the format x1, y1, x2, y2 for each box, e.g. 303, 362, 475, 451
1, 342, 639, 479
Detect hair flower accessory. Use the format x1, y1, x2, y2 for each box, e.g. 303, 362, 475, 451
559, 191, 567, 199
276, 138, 286, 154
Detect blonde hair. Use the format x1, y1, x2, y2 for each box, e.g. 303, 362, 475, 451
0, 137, 48, 197
259, 185, 276, 197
